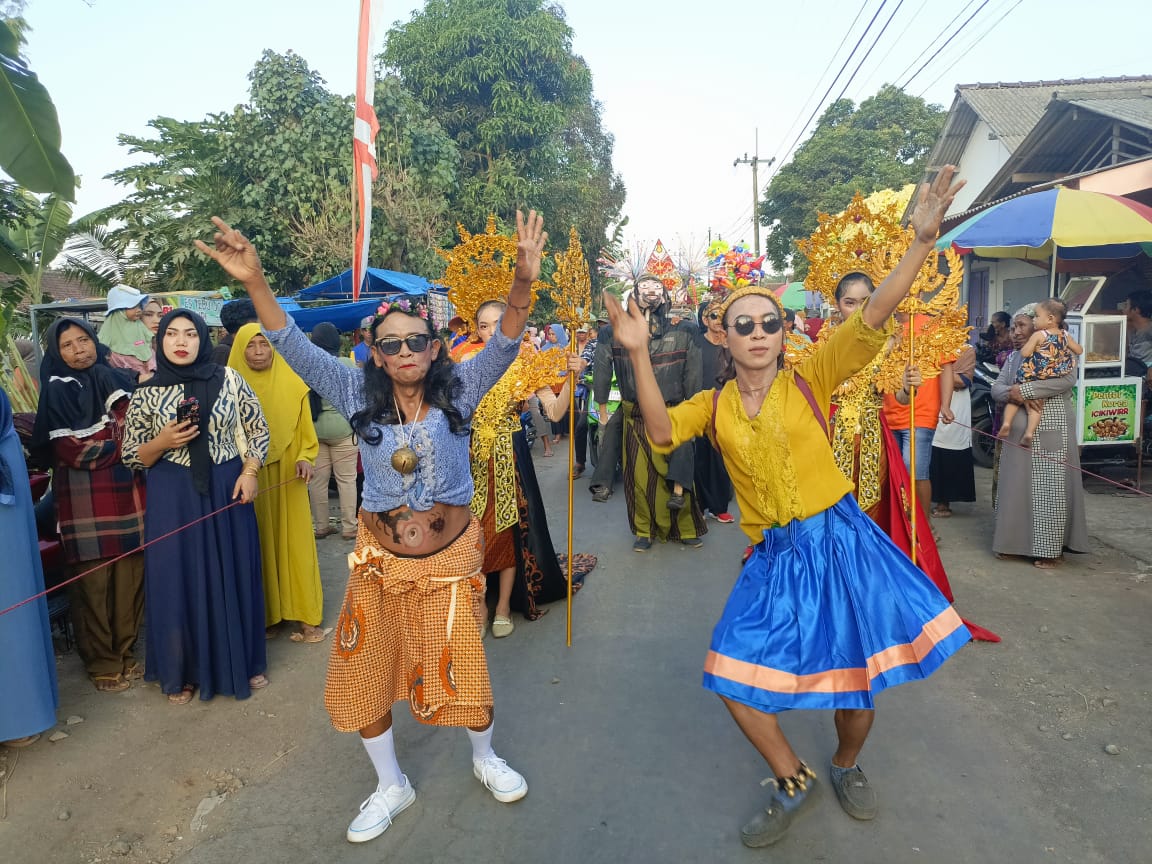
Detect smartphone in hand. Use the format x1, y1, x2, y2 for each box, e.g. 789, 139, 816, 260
176, 396, 201, 427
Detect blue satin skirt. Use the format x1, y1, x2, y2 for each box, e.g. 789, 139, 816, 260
703, 495, 970, 712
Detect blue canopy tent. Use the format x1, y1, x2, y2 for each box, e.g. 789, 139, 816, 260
297, 267, 436, 300
285, 299, 383, 334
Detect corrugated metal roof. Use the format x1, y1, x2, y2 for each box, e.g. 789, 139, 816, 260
1065, 97, 1152, 129
959, 78, 1152, 150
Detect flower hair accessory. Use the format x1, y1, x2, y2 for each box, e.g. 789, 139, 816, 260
377, 295, 431, 320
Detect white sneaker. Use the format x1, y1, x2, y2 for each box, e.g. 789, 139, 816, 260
473, 754, 528, 803
346, 776, 416, 843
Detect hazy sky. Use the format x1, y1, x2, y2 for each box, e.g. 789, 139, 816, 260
21, 0, 1152, 269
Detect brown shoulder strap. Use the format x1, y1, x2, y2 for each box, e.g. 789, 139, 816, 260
793, 373, 829, 438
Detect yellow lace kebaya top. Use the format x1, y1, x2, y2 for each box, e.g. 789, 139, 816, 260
655, 310, 890, 544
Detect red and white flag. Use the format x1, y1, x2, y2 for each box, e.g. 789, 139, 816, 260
352, 0, 381, 302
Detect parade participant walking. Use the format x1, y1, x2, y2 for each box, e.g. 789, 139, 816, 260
450, 300, 584, 636
229, 324, 326, 643
32, 318, 147, 692
196, 212, 544, 842
1, 388, 59, 747
122, 309, 270, 704
606, 167, 969, 848
596, 273, 704, 551
693, 296, 734, 523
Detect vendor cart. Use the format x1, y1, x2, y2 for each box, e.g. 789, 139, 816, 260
1061, 277, 1144, 462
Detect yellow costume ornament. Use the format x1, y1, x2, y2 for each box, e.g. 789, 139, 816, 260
549, 227, 593, 646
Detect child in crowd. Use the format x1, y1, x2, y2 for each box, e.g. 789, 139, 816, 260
999, 298, 1082, 447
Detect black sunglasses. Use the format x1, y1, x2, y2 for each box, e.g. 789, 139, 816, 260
706, 311, 721, 320
729, 315, 783, 337
373, 334, 432, 355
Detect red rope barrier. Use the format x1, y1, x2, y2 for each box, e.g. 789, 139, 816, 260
0, 449, 363, 619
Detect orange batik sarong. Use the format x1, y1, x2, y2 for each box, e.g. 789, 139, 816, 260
324, 516, 493, 732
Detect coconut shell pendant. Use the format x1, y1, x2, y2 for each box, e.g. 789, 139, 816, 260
391, 446, 420, 475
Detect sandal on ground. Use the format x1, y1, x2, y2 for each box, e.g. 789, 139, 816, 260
571, 464, 585, 479
1034, 557, 1063, 570
265, 625, 281, 640
3, 734, 41, 748
93, 673, 130, 693
341, 531, 358, 540
930, 505, 952, 518
290, 625, 329, 644
314, 526, 337, 539
249, 674, 270, 690
122, 661, 145, 680
167, 685, 194, 705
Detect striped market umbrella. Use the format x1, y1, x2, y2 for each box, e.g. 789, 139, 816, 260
937, 187, 1152, 262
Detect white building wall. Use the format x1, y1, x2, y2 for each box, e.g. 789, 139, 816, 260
948, 118, 1013, 217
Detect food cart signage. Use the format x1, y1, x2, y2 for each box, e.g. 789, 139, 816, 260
1079, 382, 1140, 445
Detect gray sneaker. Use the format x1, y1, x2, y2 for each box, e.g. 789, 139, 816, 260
830, 765, 877, 820
740, 776, 819, 848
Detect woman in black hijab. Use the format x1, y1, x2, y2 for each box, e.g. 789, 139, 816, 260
33, 318, 147, 693
121, 309, 273, 704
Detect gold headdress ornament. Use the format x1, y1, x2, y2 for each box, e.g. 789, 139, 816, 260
437, 215, 548, 331
551, 226, 593, 331
795, 187, 970, 391
715, 284, 784, 323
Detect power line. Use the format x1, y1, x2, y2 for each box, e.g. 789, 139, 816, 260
828, 0, 908, 108
914, 0, 1025, 97
766, 0, 873, 171
900, 0, 993, 92
850, 0, 930, 98
891, 0, 979, 88
768, 0, 892, 184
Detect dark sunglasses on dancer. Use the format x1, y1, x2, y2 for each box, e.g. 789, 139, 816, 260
728, 315, 783, 337
373, 334, 432, 355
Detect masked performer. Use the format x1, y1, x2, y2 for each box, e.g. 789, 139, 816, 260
196, 212, 544, 844
597, 274, 704, 551
607, 169, 970, 848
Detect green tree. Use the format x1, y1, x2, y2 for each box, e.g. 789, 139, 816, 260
383, 0, 624, 277
759, 84, 945, 275
94, 51, 458, 293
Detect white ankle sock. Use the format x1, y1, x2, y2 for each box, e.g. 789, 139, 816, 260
467, 724, 495, 762
361, 728, 404, 791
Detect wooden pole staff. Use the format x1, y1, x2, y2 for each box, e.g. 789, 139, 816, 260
908, 316, 918, 565
565, 332, 576, 647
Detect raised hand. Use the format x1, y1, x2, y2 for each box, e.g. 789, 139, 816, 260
194, 217, 265, 286
604, 292, 650, 353
513, 209, 548, 285
909, 165, 966, 245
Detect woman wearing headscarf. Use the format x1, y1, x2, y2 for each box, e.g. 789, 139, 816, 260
0, 388, 59, 745
229, 323, 325, 643
122, 309, 271, 703
98, 285, 156, 380
307, 322, 361, 540
31, 318, 147, 692
991, 304, 1090, 568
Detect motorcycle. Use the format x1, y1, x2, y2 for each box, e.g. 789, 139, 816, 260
969, 359, 1000, 469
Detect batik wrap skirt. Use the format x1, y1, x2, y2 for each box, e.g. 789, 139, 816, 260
324, 516, 492, 732
703, 494, 971, 712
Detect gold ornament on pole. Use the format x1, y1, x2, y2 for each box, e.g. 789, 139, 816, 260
551, 227, 593, 647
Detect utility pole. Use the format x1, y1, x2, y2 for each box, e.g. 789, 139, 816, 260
733, 129, 774, 258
